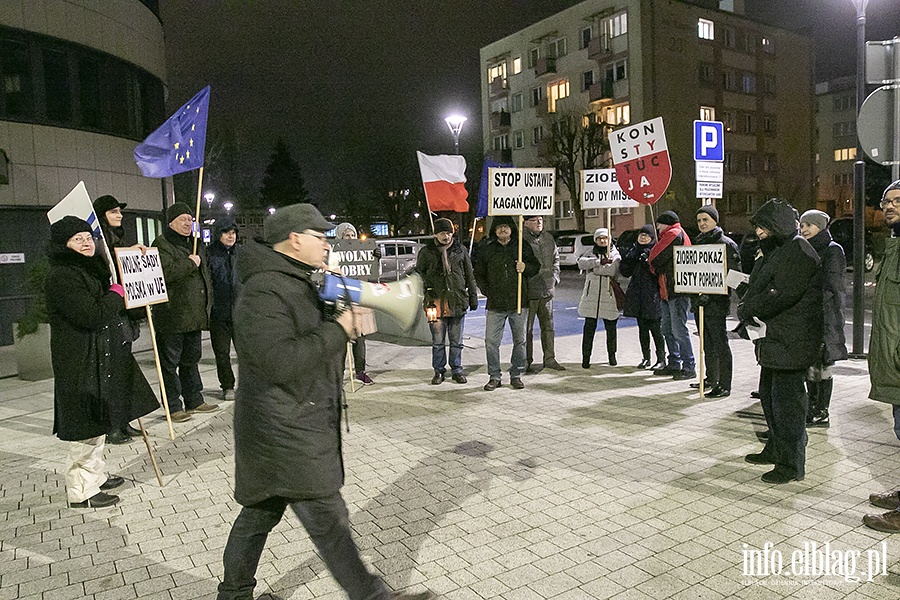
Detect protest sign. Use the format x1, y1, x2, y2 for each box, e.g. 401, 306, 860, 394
673, 244, 728, 295
487, 167, 555, 215
581, 168, 639, 210
114, 248, 168, 309
330, 239, 379, 282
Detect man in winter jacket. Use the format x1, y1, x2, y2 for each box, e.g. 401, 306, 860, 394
208, 218, 240, 401
473, 216, 540, 391
690, 205, 740, 397
416, 218, 479, 385
862, 180, 900, 532
152, 202, 218, 422
740, 198, 822, 484
523, 215, 565, 372
650, 211, 696, 380
217, 204, 435, 600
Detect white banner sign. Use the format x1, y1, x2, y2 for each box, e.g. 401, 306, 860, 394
673, 244, 728, 295
114, 248, 169, 309
487, 167, 555, 216
696, 180, 723, 199
0, 253, 25, 264
580, 169, 639, 209
695, 161, 724, 182
329, 239, 379, 281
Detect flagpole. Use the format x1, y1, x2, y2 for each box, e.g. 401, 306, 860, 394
517, 215, 523, 314
469, 217, 479, 254
192, 166, 204, 255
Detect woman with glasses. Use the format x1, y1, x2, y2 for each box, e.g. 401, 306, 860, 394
45, 216, 157, 508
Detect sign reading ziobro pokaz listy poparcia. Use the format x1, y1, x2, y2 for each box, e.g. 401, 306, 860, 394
114, 248, 168, 309
673, 244, 728, 295
608, 116, 672, 205
487, 167, 555, 216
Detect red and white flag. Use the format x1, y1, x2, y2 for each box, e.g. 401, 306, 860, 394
416, 151, 468, 212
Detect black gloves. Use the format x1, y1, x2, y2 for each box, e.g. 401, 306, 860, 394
469, 297, 479, 312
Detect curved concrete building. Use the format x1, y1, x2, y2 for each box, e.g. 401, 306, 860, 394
0, 0, 167, 344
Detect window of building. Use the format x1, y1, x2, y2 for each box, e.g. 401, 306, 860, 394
42, 48, 71, 123
699, 64, 715, 84
529, 47, 540, 69
581, 26, 593, 49
582, 70, 594, 91
833, 121, 856, 137
698, 18, 715, 41
532, 125, 544, 145
78, 55, 101, 128
761, 36, 774, 54
488, 62, 507, 86
834, 173, 852, 187
548, 37, 567, 59
724, 26, 736, 48
742, 73, 756, 94
605, 12, 628, 38
762, 115, 776, 134
721, 110, 735, 132
605, 59, 628, 83
744, 154, 754, 174
741, 113, 755, 134
530, 86, 543, 107
511, 92, 524, 112
745, 33, 757, 53
548, 79, 570, 113
699, 106, 716, 121
511, 56, 522, 75
555, 198, 573, 219
605, 103, 630, 125
0, 39, 33, 118
833, 95, 853, 111
762, 75, 775, 95
493, 134, 508, 150
513, 130, 525, 149
724, 152, 733, 173
763, 154, 777, 172
723, 69, 738, 91
834, 147, 856, 161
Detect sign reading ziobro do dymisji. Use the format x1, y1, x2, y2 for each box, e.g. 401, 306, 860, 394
608, 116, 672, 205
114, 248, 169, 309
488, 167, 555, 216
673, 244, 728, 295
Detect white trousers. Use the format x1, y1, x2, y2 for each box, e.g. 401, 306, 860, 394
65, 435, 106, 503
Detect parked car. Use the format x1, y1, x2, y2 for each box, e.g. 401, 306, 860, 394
556, 232, 594, 268
377, 239, 421, 281
829, 217, 875, 272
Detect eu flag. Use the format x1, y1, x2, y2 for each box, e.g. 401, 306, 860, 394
134, 86, 210, 178
476, 157, 513, 217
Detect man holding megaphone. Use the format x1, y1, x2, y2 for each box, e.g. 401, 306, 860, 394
218, 204, 435, 600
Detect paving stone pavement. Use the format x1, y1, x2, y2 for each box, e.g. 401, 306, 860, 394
1, 321, 900, 600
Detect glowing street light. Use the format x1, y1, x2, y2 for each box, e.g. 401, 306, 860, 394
203, 192, 215, 209
444, 115, 467, 154
223, 201, 233, 213
268, 207, 276, 215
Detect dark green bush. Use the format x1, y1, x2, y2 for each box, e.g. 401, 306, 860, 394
16, 257, 49, 339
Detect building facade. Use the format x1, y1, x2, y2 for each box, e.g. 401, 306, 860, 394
480, 0, 815, 236
0, 0, 166, 345
814, 77, 857, 219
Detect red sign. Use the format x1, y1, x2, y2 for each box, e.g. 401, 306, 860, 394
608, 117, 672, 205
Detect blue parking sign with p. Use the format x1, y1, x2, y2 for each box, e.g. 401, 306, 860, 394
694, 120, 724, 162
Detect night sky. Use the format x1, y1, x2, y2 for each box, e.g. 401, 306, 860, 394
159, 0, 900, 211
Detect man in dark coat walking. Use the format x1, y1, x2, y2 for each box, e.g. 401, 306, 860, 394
416, 218, 479, 385
151, 202, 218, 422
208, 218, 240, 400
740, 199, 822, 484
217, 204, 434, 600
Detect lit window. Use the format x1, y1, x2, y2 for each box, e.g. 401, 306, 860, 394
605, 103, 630, 125
488, 63, 507, 86
548, 79, 570, 113
511, 56, 522, 75
700, 106, 715, 121
833, 147, 857, 161
698, 18, 714, 40
761, 36, 774, 54
605, 12, 628, 38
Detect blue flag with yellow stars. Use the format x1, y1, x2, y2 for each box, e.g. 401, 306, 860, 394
477, 157, 513, 217
134, 86, 210, 178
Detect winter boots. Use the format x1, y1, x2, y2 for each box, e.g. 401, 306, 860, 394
806, 378, 833, 428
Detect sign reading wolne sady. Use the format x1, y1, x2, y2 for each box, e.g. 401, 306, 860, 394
488, 167, 555, 215
330, 239, 379, 281
581, 169, 639, 210
115, 248, 168, 309
673, 244, 728, 295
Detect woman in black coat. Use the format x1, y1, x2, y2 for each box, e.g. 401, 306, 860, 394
619, 224, 665, 369
46, 216, 158, 508
800, 210, 848, 428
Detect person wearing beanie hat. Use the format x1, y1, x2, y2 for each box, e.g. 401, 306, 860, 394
334, 222, 376, 385
619, 225, 666, 369
209, 218, 241, 401
739, 198, 822, 484
797, 208, 846, 429
473, 216, 540, 390
45, 216, 158, 508
649, 210, 697, 380
864, 180, 900, 532
416, 216, 479, 385
151, 203, 217, 423
691, 205, 741, 398
523, 214, 565, 373
577, 227, 622, 368
219, 206, 436, 600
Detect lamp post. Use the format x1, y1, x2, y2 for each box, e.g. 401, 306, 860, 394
204, 192, 214, 210
850, 0, 869, 357
444, 115, 467, 155
223, 201, 234, 214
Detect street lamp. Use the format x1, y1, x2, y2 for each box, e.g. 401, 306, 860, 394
223, 201, 233, 214
850, 0, 869, 356
269, 207, 277, 215
444, 115, 467, 154
204, 192, 214, 209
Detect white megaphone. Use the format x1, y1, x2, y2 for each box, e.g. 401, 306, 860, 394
319, 272, 423, 331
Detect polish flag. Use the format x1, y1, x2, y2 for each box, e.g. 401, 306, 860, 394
417, 151, 469, 212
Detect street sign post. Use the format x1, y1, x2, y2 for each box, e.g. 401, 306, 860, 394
608, 117, 671, 204
694, 120, 724, 162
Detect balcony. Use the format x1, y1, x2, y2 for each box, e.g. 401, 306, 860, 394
588, 35, 611, 59
589, 79, 614, 103
489, 76, 508, 97
534, 57, 556, 76
490, 110, 512, 130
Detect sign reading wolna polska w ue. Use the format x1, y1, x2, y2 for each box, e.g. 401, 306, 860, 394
114, 248, 168, 309
581, 169, 639, 210
488, 167, 555, 216
673, 244, 728, 295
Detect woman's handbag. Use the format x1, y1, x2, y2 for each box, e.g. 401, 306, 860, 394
609, 277, 626, 311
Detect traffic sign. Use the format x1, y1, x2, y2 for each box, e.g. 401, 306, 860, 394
858, 84, 899, 165
694, 120, 724, 162
696, 181, 723, 199
695, 161, 723, 182
608, 116, 671, 205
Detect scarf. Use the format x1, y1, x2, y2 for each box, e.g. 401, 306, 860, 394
648, 223, 691, 300
163, 226, 192, 250
437, 239, 453, 275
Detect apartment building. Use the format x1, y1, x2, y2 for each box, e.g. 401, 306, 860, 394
480, 0, 815, 235
814, 77, 858, 219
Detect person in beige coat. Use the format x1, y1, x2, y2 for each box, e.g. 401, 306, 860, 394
577, 228, 622, 367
